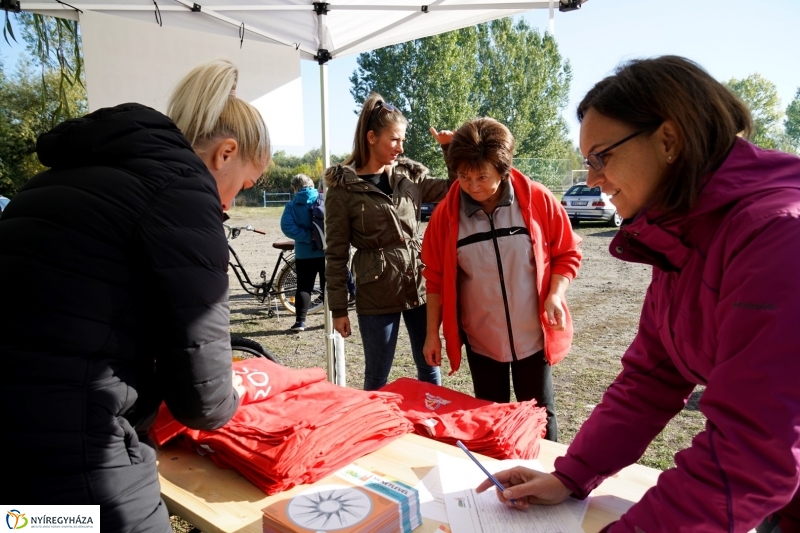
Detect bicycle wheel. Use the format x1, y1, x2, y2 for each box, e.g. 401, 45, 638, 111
230, 335, 281, 365
276, 258, 324, 315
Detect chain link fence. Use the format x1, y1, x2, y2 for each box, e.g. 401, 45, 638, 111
234, 159, 584, 205
232, 190, 291, 208
513, 159, 587, 194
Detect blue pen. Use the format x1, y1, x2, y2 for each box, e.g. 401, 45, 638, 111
455, 440, 517, 504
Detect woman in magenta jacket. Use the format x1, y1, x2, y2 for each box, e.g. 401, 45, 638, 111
478, 55, 800, 533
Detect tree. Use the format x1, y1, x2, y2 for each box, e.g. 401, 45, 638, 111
0, 58, 88, 196
256, 149, 349, 192
4, 11, 84, 122
475, 18, 572, 159
350, 19, 574, 179
785, 87, 800, 153
351, 28, 479, 178
724, 74, 792, 151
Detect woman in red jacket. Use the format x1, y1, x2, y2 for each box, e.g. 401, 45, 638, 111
477, 56, 800, 533
421, 118, 582, 441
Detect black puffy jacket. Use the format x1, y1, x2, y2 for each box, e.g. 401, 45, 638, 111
0, 104, 239, 532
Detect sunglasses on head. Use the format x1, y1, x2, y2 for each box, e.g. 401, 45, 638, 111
367, 101, 398, 130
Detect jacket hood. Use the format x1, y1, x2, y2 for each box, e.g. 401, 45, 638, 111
37, 103, 207, 175
689, 138, 800, 218
292, 187, 319, 205
323, 157, 430, 189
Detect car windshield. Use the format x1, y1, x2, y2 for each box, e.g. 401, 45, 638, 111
565, 185, 601, 196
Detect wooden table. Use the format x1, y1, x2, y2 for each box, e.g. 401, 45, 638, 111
157, 433, 661, 533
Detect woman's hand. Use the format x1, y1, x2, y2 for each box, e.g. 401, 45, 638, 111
333, 316, 352, 338
544, 292, 566, 331
423, 334, 442, 367
429, 126, 454, 146
476, 468, 571, 509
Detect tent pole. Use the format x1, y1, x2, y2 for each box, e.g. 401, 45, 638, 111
316, 3, 345, 387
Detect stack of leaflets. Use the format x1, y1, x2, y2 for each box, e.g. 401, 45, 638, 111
262, 465, 422, 533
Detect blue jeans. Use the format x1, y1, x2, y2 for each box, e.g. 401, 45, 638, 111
357, 304, 441, 390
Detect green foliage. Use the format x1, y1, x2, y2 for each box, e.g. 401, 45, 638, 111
785, 88, 800, 154
0, 58, 88, 196
724, 74, 793, 152
257, 149, 349, 192
7, 12, 85, 122
475, 19, 572, 160
351, 27, 480, 178
350, 18, 574, 179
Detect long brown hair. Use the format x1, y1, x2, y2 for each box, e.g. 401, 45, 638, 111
577, 55, 752, 214
344, 93, 408, 170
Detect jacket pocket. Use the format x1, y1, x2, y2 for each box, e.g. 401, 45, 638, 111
352, 248, 386, 286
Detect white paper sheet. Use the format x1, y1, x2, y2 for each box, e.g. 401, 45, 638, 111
437, 452, 585, 533
415, 456, 589, 526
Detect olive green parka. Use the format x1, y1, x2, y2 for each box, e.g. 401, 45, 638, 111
324, 158, 454, 318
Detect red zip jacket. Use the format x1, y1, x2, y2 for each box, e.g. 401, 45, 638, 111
421, 169, 582, 374
553, 139, 800, 532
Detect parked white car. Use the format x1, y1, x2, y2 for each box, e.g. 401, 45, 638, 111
560, 184, 622, 227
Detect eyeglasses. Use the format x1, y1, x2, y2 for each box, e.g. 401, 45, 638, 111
367, 101, 398, 130
582, 129, 647, 172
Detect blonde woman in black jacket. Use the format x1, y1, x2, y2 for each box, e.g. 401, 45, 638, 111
0, 60, 268, 533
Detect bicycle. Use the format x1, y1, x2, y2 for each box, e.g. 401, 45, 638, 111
225, 224, 324, 318
230, 334, 280, 364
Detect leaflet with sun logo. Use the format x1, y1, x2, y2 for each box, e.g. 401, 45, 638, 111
334, 465, 422, 532
262, 465, 421, 533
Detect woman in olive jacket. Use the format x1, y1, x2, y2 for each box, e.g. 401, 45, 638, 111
324, 93, 454, 390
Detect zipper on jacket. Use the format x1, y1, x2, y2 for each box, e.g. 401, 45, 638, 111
361, 203, 365, 233
488, 213, 517, 361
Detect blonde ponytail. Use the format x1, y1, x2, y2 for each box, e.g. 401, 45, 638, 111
168, 59, 270, 165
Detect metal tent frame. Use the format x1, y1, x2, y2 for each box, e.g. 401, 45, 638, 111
14, 0, 586, 385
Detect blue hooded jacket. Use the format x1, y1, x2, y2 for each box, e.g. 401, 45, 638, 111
280, 186, 324, 260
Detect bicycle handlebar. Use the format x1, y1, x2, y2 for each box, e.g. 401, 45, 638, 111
223, 223, 266, 239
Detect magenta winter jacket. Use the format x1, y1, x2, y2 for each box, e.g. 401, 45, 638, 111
553, 139, 800, 532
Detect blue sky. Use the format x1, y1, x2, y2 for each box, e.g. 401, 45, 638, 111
2, 0, 799, 157
282, 0, 800, 156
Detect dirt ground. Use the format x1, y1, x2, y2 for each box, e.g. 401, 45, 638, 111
170, 204, 707, 531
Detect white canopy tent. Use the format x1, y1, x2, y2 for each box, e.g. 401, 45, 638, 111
17, 0, 586, 385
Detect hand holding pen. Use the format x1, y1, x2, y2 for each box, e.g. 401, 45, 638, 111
468, 449, 573, 509
456, 440, 517, 504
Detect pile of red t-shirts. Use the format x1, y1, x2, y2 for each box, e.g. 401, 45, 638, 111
151, 359, 412, 495
379, 378, 547, 459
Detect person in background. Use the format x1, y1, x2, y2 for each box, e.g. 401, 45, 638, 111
0, 59, 267, 533
421, 117, 581, 442
323, 92, 455, 390
281, 173, 326, 332
477, 55, 800, 533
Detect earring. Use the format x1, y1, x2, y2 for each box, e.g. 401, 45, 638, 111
667, 156, 673, 162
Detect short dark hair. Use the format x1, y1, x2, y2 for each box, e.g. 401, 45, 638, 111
446, 118, 515, 180
577, 55, 752, 214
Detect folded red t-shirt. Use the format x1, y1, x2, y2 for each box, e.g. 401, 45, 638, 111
150, 358, 327, 445
380, 377, 547, 459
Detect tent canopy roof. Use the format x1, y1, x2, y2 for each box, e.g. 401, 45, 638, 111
23, 0, 584, 61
